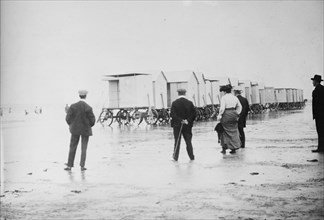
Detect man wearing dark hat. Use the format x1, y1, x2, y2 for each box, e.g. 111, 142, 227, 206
311, 74, 324, 153
64, 90, 96, 170
170, 88, 196, 161
234, 89, 250, 148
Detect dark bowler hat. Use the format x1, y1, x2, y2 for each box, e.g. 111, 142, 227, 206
311, 74, 323, 82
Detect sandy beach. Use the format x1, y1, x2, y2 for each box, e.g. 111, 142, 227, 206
1, 103, 323, 220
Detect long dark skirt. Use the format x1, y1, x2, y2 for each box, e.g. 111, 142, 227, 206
220, 109, 241, 150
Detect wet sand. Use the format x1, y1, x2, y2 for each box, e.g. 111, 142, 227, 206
1, 103, 323, 219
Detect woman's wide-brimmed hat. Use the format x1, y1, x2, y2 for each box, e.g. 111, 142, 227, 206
311, 74, 323, 82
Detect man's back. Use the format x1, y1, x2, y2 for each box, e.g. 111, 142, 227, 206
66, 101, 96, 136
313, 84, 324, 119
171, 97, 196, 127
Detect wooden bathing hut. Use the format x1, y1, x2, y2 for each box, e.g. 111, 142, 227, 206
251, 81, 265, 105
286, 88, 294, 104
275, 88, 287, 103
195, 72, 207, 107
238, 80, 252, 104
296, 89, 304, 102
103, 73, 154, 108
204, 76, 213, 105
292, 89, 298, 103
260, 87, 275, 106
163, 71, 199, 107
151, 71, 168, 109
204, 75, 228, 105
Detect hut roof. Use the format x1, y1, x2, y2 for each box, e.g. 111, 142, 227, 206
163, 71, 198, 83
103, 73, 150, 78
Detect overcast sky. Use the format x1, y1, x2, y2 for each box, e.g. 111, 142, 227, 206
1, 0, 323, 106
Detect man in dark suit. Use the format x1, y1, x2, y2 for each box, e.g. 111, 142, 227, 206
65, 90, 96, 171
234, 89, 250, 148
170, 88, 196, 161
311, 74, 324, 153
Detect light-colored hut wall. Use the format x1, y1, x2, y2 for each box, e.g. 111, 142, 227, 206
251, 82, 261, 104
286, 88, 294, 103
238, 80, 252, 103
292, 89, 297, 103
211, 81, 221, 105
153, 73, 167, 109
205, 80, 212, 105
228, 77, 239, 89
117, 75, 153, 108
275, 89, 287, 103
167, 82, 188, 107
259, 89, 265, 105
195, 72, 206, 107
118, 77, 136, 107
188, 73, 199, 106
264, 87, 275, 103
297, 89, 304, 102
108, 80, 119, 108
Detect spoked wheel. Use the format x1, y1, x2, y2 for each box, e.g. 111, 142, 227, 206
144, 108, 158, 125
131, 109, 144, 125
116, 109, 130, 125
157, 108, 170, 124
98, 109, 114, 126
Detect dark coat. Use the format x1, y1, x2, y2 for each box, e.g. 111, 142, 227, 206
312, 84, 324, 120
237, 95, 250, 127
171, 97, 196, 127
66, 100, 96, 136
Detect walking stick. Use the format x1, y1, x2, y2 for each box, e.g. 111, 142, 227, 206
173, 122, 184, 160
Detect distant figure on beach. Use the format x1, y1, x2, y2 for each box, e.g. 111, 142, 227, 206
25, 110, 29, 115
217, 85, 242, 154
170, 88, 196, 161
311, 74, 324, 153
64, 90, 96, 171
234, 89, 250, 148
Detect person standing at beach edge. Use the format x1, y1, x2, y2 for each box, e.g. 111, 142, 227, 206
311, 74, 324, 153
234, 89, 250, 148
64, 90, 96, 171
217, 85, 242, 154
170, 88, 196, 161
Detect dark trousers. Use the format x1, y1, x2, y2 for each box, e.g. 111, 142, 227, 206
238, 126, 245, 148
315, 118, 324, 151
67, 134, 89, 167
173, 125, 194, 161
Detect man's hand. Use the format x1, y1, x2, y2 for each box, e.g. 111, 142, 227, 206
217, 115, 222, 121
182, 119, 188, 125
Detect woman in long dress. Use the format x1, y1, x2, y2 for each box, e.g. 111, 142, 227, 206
217, 85, 242, 154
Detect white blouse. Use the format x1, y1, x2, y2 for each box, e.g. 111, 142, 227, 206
219, 93, 242, 116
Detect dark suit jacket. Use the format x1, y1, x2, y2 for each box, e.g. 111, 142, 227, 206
66, 100, 96, 136
170, 97, 196, 127
237, 95, 250, 127
312, 84, 324, 120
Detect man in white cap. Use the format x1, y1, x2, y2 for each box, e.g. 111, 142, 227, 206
170, 88, 196, 161
311, 74, 324, 153
64, 90, 96, 171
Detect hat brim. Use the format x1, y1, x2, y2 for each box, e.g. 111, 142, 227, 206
311, 78, 323, 81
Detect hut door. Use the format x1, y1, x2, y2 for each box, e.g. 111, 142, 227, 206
109, 80, 119, 108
